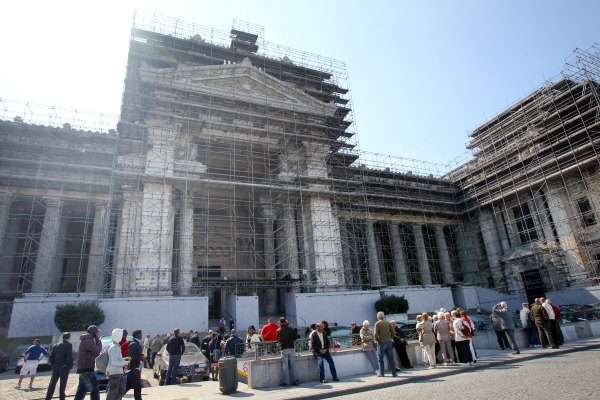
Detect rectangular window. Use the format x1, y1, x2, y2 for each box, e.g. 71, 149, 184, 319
197, 265, 221, 279
513, 202, 539, 244
577, 198, 597, 227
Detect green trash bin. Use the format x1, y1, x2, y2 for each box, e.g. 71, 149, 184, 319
218, 356, 238, 394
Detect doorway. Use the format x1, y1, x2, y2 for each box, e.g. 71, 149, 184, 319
521, 269, 546, 305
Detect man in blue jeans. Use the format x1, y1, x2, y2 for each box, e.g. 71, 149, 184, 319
277, 317, 299, 386
74, 325, 102, 400
310, 321, 339, 384
374, 312, 397, 377
165, 328, 185, 385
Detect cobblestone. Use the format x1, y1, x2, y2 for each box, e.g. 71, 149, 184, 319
340, 348, 600, 399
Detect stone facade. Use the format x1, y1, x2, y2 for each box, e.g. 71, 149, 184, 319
0, 16, 599, 330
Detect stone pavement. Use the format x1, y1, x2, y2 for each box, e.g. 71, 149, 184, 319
2, 337, 599, 400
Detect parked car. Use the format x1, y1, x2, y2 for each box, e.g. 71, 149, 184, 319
95, 334, 132, 391
559, 304, 600, 322
0, 349, 9, 373
15, 346, 51, 374
154, 342, 209, 385
328, 326, 354, 348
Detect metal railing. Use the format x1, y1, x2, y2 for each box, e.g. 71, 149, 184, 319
241, 334, 364, 360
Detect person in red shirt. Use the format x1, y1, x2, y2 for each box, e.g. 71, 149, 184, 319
260, 317, 278, 342
119, 329, 130, 358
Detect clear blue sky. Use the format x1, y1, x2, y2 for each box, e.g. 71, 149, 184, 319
1, 1, 598, 166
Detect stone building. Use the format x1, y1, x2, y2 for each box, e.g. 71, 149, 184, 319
0, 13, 599, 333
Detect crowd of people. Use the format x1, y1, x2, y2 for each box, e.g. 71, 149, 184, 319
15, 298, 568, 398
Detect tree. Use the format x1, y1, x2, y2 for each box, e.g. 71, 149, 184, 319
375, 295, 409, 315
54, 301, 105, 332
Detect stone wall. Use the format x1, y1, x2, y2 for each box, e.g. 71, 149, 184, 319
8, 294, 208, 337
285, 290, 381, 328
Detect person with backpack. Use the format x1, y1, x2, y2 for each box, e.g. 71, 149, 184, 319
452, 310, 473, 365
208, 332, 221, 381
460, 310, 478, 362
104, 328, 130, 400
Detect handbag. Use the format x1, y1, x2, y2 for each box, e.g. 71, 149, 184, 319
459, 322, 472, 338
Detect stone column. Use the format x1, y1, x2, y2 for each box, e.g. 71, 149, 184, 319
388, 222, 408, 286
179, 191, 194, 296
413, 224, 432, 285
493, 209, 511, 252
259, 200, 277, 315
0, 193, 16, 291
434, 225, 454, 285
453, 224, 473, 282
365, 220, 383, 287
545, 187, 586, 282
85, 204, 107, 292
135, 182, 175, 296
479, 208, 505, 290
282, 201, 300, 280
0, 193, 12, 250
533, 191, 557, 244
114, 188, 143, 296
339, 218, 353, 287
345, 221, 362, 287
31, 198, 63, 293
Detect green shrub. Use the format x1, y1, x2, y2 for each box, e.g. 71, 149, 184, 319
375, 295, 409, 315
54, 301, 105, 332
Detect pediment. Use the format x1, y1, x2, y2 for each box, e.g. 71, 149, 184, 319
141, 59, 337, 116
501, 242, 551, 262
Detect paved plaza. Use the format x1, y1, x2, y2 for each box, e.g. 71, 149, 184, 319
1, 337, 598, 400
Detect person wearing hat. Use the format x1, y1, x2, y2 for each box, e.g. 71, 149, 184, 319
74, 325, 102, 400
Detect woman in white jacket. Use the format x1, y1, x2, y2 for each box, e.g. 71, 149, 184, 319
106, 328, 130, 400
452, 311, 473, 366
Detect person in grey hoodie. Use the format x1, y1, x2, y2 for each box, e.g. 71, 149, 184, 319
106, 329, 130, 400
493, 302, 520, 354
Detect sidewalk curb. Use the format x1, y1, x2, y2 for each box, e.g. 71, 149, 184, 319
279, 343, 600, 400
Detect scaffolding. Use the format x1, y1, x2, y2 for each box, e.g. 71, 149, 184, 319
0, 10, 599, 322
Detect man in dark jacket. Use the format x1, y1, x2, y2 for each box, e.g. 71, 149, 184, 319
165, 328, 185, 385
200, 331, 212, 361
277, 318, 299, 386
126, 329, 144, 400
531, 298, 558, 348
390, 321, 413, 369
74, 325, 102, 400
224, 329, 244, 358
190, 331, 201, 348
45, 332, 73, 400
310, 321, 338, 384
